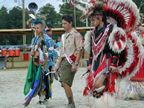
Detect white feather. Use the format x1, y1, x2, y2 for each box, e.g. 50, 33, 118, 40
29, 14, 36, 19
78, 0, 88, 5
84, 31, 92, 53
75, 4, 85, 11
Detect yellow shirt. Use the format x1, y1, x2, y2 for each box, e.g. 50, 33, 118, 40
60, 28, 83, 58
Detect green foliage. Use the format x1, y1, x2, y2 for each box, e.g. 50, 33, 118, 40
8, 7, 22, 29
133, 0, 144, 13
0, 6, 30, 45
38, 3, 61, 28
133, 0, 144, 23
0, 6, 9, 29
59, 3, 86, 27
1, 1, 142, 45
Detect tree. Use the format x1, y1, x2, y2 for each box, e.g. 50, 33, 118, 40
0, 7, 9, 45
133, 0, 144, 12
8, 6, 22, 29
0, 6, 9, 29
38, 3, 61, 28
133, 0, 144, 23
0, 6, 31, 45
59, 3, 86, 27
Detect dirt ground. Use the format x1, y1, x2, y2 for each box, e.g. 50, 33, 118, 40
0, 67, 144, 108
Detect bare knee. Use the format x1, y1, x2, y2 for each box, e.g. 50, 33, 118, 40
62, 82, 69, 88
95, 82, 102, 88
94, 75, 106, 88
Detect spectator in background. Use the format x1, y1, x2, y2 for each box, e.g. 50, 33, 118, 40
56, 36, 61, 48
46, 27, 52, 38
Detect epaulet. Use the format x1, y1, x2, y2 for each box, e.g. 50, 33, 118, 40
73, 30, 80, 37
74, 30, 79, 33
84, 31, 92, 53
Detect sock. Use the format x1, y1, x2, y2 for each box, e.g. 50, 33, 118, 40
68, 97, 73, 104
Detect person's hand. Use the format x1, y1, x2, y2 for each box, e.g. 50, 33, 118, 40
87, 65, 91, 72
109, 66, 118, 73
71, 64, 77, 72
39, 32, 44, 37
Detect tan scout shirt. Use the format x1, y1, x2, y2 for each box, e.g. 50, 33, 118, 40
60, 28, 83, 58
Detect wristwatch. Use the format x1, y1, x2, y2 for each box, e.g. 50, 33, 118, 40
74, 62, 79, 66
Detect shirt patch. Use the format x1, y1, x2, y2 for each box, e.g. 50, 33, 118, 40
76, 36, 82, 40
75, 33, 81, 37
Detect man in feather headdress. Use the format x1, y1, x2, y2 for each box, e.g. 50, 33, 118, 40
76, 0, 144, 98
83, 2, 124, 98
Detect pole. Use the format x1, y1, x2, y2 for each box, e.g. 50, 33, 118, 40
86, 4, 88, 27
86, 18, 88, 27
22, 0, 26, 51
73, 0, 76, 28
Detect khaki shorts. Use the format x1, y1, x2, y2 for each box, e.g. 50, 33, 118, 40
60, 59, 76, 87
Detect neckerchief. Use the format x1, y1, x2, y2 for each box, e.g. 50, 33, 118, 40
62, 33, 74, 65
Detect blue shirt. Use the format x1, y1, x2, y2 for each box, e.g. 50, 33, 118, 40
56, 42, 61, 47
31, 34, 58, 68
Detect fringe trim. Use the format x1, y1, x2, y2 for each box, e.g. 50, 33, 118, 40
118, 32, 143, 80
108, 26, 127, 53
118, 40, 134, 74
84, 31, 92, 54
131, 31, 144, 58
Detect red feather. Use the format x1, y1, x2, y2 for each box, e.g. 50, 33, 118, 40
70, 0, 73, 8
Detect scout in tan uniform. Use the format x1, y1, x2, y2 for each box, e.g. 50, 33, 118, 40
55, 15, 83, 108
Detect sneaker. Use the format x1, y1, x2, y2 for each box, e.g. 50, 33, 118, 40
67, 103, 76, 108
95, 86, 105, 93
92, 86, 105, 98
39, 95, 46, 104
23, 96, 31, 107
